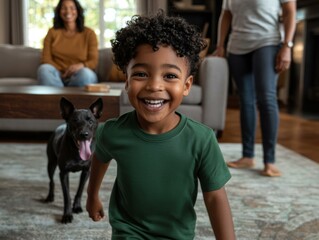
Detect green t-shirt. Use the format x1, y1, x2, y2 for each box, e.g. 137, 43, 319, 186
95, 111, 231, 239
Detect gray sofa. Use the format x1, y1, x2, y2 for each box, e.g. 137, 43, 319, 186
0, 44, 229, 135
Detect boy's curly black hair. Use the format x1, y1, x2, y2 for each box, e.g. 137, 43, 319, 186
111, 10, 207, 76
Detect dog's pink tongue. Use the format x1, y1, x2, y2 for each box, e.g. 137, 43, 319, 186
79, 140, 91, 160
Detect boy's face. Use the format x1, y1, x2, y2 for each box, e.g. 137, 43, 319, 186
125, 44, 193, 134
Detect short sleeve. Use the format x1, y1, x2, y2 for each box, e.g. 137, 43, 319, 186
197, 132, 231, 192
94, 122, 113, 163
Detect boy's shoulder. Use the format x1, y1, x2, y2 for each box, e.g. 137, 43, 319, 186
99, 111, 134, 130
184, 115, 215, 135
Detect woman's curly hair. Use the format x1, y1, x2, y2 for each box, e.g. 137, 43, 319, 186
111, 10, 207, 76
53, 0, 85, 32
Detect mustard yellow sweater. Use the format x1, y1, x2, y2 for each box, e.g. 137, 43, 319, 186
41, 27, 98, 72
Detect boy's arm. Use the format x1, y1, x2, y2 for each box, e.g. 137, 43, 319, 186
203, 187, 236, 240
86, 154, 110, 222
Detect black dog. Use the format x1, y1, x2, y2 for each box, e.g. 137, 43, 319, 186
45, 97, 103, 223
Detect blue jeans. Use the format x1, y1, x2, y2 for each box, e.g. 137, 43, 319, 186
228, 45, 280, 164
37, 64, 98, 87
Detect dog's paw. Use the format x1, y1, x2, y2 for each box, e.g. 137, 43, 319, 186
72, 206, 83, 214
45, 195, 54, 203
61, 214, 73, 224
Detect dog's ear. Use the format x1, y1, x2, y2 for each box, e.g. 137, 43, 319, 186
60, 97, 75, 121
90, 98, 103, 119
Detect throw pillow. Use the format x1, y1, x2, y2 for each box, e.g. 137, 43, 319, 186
109, 63, 126, 82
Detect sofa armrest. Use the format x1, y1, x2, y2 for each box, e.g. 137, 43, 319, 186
0, 44, 41, 79
199, 56, 229, 131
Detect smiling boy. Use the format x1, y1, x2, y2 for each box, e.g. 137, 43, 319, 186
86, 11, 235, 239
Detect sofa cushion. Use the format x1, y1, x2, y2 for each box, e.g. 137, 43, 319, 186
0, 44, 41, 79
96, 48, 113, 83
182, 85, 201, 104
0, 78, 38, 86
97, 48, 126, 82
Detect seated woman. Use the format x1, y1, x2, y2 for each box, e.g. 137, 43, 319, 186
37, 0, 98, 87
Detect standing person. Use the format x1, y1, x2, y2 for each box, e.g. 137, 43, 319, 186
214, 0, 296, 177
86, 11, 236, 240
37, 0, 98, 87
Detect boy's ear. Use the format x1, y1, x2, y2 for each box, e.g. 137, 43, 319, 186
124, 72, 128, 91
183, 75, 193, 96
125, 78, 129, 92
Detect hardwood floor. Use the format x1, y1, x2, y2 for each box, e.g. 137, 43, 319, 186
219, 108, 319, 164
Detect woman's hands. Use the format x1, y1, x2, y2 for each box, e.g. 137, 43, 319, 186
62, 63, 85, 78
275, 46, 292, 73
212, 46, 226, 58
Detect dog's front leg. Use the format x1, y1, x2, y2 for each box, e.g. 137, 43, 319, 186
59, 171, 73, 223
73, 168, 90, 213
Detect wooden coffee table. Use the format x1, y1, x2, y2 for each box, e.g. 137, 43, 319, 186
0, 86, 121, 121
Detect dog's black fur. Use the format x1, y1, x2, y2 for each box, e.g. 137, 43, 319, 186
45, 97, 103, 223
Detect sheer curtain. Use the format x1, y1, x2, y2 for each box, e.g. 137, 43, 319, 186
7, 0, 25, 45
136, 0, 167, 16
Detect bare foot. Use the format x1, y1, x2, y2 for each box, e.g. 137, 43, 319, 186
227, 157, 255, 169
260, 163, 281, 177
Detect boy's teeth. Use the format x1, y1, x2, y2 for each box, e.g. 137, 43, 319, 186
144, 99, 164, 108
145, 99, 164, 104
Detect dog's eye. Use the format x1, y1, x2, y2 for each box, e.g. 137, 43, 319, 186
72, 118, 80, 124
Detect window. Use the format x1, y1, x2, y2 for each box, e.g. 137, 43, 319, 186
25, 0, 136, 48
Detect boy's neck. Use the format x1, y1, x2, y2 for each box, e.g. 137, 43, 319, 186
136, 112, 181, 134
